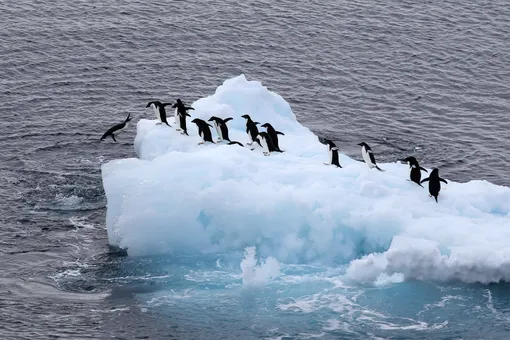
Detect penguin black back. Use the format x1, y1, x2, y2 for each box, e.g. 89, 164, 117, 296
402, 156, 428, 187
261, 123, 284, 152
258, 131, 281, 153
420, 168, 448, 203
146, 100, 172, 126
191, 118, 214, 144
173, 98, 195, 116
208, 116, 233, 141
178, 110, 192, 135
241, 114, 260, 144
324, 139, 342, 168
100, 113, 132, 142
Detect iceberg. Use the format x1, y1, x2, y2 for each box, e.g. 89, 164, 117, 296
101, 74, 510, 284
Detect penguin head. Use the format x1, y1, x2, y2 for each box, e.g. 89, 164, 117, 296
357, 142, 369, 148
325, 139, 337, 149
241, 114, 250, 120
261, 123, 271, 128
191, 118, 201, 125
146, 101, 160, 108
402, 156, 418, 167
430, 168, 439, 177
208, 116, 220, 122
176, 99, 182, 104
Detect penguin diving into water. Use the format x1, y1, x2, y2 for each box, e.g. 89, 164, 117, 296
241, 114, 260, 146
261, 123, 284, 152
146, 101, 172, 126
401, 156, 428, 187
191, 118, 215, 145
100, 113, 133, 142
173, 99, 194, 132
208, 116, 233, 142
358, 142, 384, 171
420, 168, 448, 203
323, 139, 342, 168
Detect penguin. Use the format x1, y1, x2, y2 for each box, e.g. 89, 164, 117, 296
323, 139, 342, 168
402, 156, 428, 187
358, 142, 384, 171
172, 99, 194, 131
177, 110, 192, 135
191, 118, 215, 144
261, 123, 284, 152
258, 132, 281, 156
146, 101, 172, 126
241, 114, 261, 145
208, 116, 233, 142
100, 113, 133, 142
420, 168, 448, 203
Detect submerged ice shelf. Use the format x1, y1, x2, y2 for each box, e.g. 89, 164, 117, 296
101, 75, 510, 285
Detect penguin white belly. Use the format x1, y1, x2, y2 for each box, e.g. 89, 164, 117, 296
214, 122, 222, 140
361, 148, 373, 167
199, 130, 205, 142
151, 105, 161, 122
113, 123, 129, 135
174, 108, 179, 126
328, 148, 333, 164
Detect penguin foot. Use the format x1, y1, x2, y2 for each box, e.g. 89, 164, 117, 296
323, 162, 329, 165
176, 128, 181, 131
247, 142, 253, 146
198, 142, 205, 145
263, 152, 270, 156
156, 122, 162, 125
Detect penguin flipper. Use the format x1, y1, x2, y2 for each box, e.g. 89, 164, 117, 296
224, 117, 233, 123
420, 166, 428, 173
276, 131, 285, 135
228, 141, 244, 147
186, 107, 195, 110
375, 165, 385, 172
440, 178, 448, 184
111, 135, 117, 142
420, 177, 430, 183
254, 122, 260, 125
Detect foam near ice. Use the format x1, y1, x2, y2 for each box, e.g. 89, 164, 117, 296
240, 246, 281, 286
101, 74, 510, 285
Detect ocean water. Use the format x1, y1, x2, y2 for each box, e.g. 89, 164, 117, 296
1, 0, 510, 339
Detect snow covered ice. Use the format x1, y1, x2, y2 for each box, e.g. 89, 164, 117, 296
101, 74, 510, 285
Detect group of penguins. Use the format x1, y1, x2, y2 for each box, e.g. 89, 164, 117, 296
100, 99, 449, 203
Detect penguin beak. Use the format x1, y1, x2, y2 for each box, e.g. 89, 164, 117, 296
146, 103, 151, 108
357, 143, 363, 146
